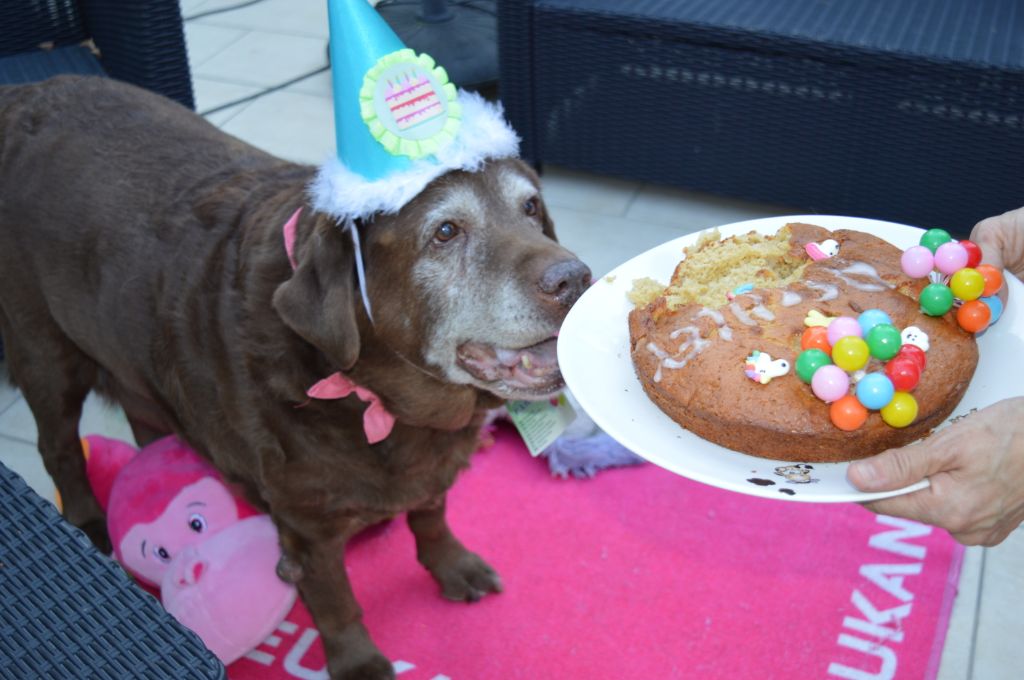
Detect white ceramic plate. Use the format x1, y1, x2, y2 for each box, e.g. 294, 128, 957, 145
558, 215, 1023, 502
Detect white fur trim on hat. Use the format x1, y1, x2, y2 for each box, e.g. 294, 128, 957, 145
309, 90, 520, 221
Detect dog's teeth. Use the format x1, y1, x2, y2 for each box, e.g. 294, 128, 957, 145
521, 355, 532, 370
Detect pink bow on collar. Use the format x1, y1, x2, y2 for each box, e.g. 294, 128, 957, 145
306, 372, 396, 444
284, 208, 396, 444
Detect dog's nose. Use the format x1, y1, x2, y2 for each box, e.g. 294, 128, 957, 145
539, 259, 592, 308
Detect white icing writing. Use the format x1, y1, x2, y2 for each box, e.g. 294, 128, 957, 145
781, 291, 803, 307
696, 308, 725, 325
695, 307, 734, 342
751, 305, 775, 321
670, 325, 699, 340
826, 262, 893, 292
647, 325, 712, 381
730, 302, 757, 326
804, 280, 839, 301
647, 342, 667, 383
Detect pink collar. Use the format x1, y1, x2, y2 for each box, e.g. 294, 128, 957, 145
283, 208, 395, 444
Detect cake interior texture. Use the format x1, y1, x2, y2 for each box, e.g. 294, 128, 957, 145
630, 226, 810, 309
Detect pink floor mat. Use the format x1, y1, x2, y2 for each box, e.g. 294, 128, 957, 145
229, 425, 964, 680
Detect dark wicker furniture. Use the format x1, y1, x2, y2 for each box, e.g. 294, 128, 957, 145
0, 461, 225, 679
498, 0, 1024, 233
0, 0, 194, 109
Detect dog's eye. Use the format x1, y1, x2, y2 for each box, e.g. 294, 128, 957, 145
524, 197, 539, 217
154, 546, 172, 563
434, 222, 460, 243
188, 513, 207, 533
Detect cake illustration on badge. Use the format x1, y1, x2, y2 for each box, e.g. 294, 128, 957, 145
359, 49, 461, 159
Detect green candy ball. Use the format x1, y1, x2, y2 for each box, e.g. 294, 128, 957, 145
920, 228, 953, 254
796, 348, 832, 383
866, 323, 902, 360
920, 283, 954, 316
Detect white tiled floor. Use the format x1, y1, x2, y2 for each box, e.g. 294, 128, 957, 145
2, 1, 1021, 677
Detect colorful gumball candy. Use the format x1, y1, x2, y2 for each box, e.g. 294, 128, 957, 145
856, 373, 895, 410
880, 392, 918, 428
826, 316, 862, 345
975, 264, 1003, 297
895, 344, 927, 372
796, 348, 832, 383
959, 239, 983, 268
919, 228, 953, 254
857, 309, 893, 336
832, 336, 870, 372
801, 326, 831, 353
812, 364, 850, 403
957, 299, 991, 333
933, 241, 969, 276
885, 357, 921, 391
900, 246, 935, 279
866, 323, 902, 361
830, 394, 868, 431
920, 283, 954, 316
949, 268, 985, 301
981, 295, 1003, 325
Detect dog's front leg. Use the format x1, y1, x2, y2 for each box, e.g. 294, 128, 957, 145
277, 523, 395, 680
407, 494, 502, 602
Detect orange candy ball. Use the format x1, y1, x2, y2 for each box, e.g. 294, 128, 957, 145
976, 264, 1004, 297
957, 299, 991, 333
801, 326, 831, 353
830, 394, 869, 431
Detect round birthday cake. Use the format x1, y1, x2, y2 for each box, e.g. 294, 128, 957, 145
627, 223, 1000, 462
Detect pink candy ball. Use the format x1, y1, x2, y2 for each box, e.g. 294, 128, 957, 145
901, 245, 935, 278
826, 316, 862, 346
812, 364, 850, 403
933, 241, 969, 275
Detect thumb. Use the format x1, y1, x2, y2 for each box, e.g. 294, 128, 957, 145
847, 441, 950, 492
970, 220, 1005, 272
970, 215, 1012, 307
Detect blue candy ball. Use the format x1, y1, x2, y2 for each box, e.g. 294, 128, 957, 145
980, 295, 1003, 325
856, 373, 895, 410
857, 309, 893, 336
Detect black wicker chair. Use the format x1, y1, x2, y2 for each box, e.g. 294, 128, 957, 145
498, 0, 1024, 234
0, 462, 225, 678
0, 0, 194, 109
0, 0, 194, 360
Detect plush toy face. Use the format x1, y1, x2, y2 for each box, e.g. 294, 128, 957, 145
161, 515, 297, 665
85, 434, 296, 664
119, 477, 240, 586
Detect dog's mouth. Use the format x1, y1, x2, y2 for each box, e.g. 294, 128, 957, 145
456, 336, 563, 398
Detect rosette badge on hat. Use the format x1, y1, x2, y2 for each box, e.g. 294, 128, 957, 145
360, 49, 460, 161
312, 0, 519, 222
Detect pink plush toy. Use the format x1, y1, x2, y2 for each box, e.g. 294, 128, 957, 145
82, 435, 297, 665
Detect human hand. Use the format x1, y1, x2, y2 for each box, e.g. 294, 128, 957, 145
970, 206, 1024, 306
847, 397, 1024, 546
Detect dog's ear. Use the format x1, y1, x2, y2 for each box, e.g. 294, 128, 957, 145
272, 215, 361, 370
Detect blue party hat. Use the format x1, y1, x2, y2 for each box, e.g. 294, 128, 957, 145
311, 0, 519, 221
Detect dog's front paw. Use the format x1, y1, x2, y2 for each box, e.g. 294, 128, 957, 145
333, 654, 395, 680
431, 550, 503, 603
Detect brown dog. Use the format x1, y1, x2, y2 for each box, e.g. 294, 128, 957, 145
0, 76, 590, 679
